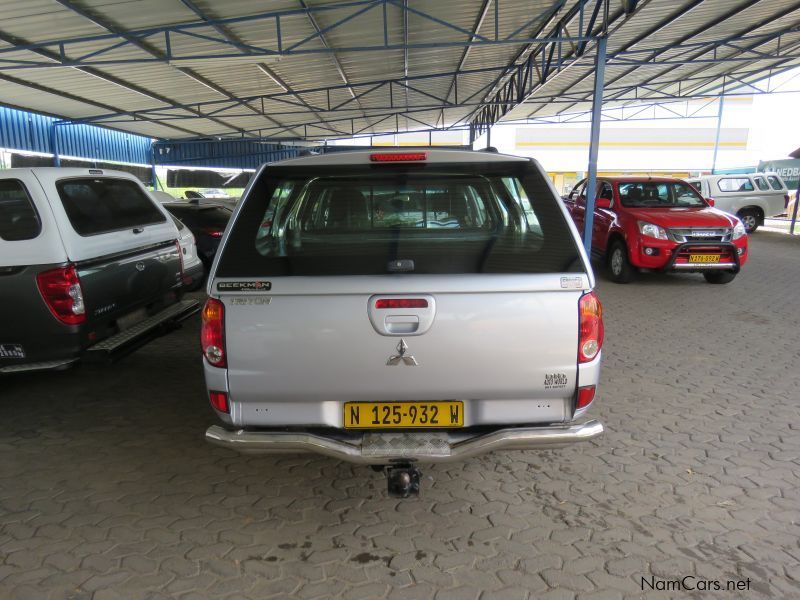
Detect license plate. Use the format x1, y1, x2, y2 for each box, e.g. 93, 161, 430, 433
343, 401, 463, 429
689, 254, 720, 263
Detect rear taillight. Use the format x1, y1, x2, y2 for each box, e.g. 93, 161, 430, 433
175, 240, 188, 285
201, 298, 226, 367
209, 391, 229, 413
204, 227, 223, 238
785, 194, 791, 209
370, 152, 427, 162
375, 298, 429, 309
36, 265, 86, 325
578, 292, 604, 363
576, 385, 596, 409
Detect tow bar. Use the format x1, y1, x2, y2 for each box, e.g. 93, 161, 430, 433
375, 463, 422, 498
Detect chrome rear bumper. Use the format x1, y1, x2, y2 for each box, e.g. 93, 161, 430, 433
205, 420, 604, 464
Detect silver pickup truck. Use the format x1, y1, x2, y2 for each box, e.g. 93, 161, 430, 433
202, 149, 604, 496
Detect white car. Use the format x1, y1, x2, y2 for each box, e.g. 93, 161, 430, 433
687, 173, 789, 233
199, 188, 231, 199
169, 215, 205, 291
151, 191, 205, 290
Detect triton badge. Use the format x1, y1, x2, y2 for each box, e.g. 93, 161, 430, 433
386, 339, 418, 366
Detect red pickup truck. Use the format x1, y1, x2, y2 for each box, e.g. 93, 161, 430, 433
564, 176, 748, 284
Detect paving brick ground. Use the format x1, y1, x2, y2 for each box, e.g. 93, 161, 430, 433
2, 232, 799, 599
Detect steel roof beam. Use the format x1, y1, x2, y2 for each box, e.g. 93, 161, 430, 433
73, 66, 514, 125
176, 0, 327, 136
0, 2, 601, 71
0, 72, 194, 137
297, 0, 374, 133
637, 5, 800, 100
0, 29, 203, 137
444, 0, 493, 103
526, 0, 709, 117
464, 0, 620, 138
256, 64, 349, 136
402, 0, 409, 124
53, 0, 290, 138
543, 0, 794, 117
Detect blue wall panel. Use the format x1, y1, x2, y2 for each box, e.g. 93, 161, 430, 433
153, 139, 300, 170
0, 105, 152, 165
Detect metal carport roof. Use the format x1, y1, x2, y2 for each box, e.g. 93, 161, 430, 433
0, 0, 797, 142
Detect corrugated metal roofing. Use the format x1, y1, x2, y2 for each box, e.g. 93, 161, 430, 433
0, 0, 796, 141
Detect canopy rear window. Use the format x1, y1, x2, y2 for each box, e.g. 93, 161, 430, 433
56, 177, 166, 236
717, 177, 754, 193
767, 175, 785, 191
216, 161, 584, 277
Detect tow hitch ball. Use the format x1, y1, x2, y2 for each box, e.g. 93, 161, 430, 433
380, 463, 422, 498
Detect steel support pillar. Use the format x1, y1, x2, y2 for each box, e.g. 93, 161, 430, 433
150, 143, 158, 191
583, 35, 606, 254
710, 95, 724, 174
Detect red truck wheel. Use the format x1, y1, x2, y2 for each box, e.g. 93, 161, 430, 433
608, 241, 635, 284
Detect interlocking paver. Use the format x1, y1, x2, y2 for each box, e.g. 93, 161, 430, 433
1, 233, 798, 598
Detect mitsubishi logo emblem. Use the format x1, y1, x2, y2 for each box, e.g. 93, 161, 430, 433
386, 339, 418, 366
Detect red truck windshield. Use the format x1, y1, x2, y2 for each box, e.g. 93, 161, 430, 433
619, 181, 706, 208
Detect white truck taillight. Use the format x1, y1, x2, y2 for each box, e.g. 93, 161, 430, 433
201, 298, 226, 367
175, 240, 189, 285
578, 292, 604, 363
36, 265, 86, 325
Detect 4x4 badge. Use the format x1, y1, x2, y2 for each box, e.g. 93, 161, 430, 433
386, 339, 418, 366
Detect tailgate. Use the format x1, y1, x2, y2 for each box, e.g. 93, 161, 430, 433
224, 278, 582, 404
77, 240, 182, 326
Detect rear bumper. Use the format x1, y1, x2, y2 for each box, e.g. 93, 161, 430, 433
205, 420, 604, 464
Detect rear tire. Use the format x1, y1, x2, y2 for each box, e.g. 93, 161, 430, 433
703, 271, 736, 284
608, 241, 635, 283
737, 209, 760, 233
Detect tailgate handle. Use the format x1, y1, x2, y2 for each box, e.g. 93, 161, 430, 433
132, 227, 144, 234
385, 315, 419, 334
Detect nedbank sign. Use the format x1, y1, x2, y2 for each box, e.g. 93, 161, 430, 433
758, 158, 800, 190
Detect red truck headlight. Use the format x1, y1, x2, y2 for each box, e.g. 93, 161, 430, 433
201, 298, 226, 367
578, 292, 604, 363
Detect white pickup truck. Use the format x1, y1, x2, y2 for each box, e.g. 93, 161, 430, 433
0, 168, 199, 374
687, 173, 790, 233
201, 149, 604, 497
